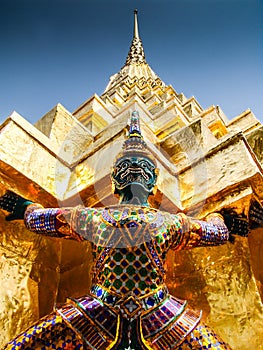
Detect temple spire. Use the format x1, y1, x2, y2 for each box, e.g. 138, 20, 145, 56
125, 10, 146, 65
102, 10, 166, 94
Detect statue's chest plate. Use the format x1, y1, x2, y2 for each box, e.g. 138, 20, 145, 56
101, 207, 164, 228
92, 206, 167, 248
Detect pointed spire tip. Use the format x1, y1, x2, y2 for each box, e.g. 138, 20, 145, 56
133, 8, 139, 39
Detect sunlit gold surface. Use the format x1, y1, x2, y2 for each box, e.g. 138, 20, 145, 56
166, 236, 263, 349
0, 213, 93, 345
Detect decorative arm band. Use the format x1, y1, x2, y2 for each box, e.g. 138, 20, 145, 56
24, 204, 62, 237
24, 205, 85, 241
190, 214, 229, 247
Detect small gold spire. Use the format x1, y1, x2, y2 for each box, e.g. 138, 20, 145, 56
125, 10, 146, 65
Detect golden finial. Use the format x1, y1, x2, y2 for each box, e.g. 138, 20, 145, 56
125, 10, 146, 65
133, 9, 139, 39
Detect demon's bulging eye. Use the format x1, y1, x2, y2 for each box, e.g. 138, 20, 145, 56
120, 161, 129, 170
139, 160, 155, 171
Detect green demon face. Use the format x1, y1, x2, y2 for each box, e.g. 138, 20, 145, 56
111, 155, 157, 195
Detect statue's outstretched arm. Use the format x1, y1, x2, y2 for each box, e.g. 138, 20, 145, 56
0, 191, 97, 242
170, 212, 229, 250
172, 199, 263, 250
193, 213, 230, 247
0, 191, 34, 221
220, 199, 263, 239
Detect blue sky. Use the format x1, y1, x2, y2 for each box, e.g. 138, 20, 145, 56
0, 0, 262, 124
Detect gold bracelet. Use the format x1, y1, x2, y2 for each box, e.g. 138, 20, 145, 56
205, 213, 224, 221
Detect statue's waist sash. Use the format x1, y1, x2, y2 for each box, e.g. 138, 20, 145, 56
56, 285, 201, 349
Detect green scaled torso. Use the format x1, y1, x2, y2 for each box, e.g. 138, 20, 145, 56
85, 205, 183, 296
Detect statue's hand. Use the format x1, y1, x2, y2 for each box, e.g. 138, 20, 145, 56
249, 200, 263, 229
0, 191, 33, 221
220, 208, 249, 238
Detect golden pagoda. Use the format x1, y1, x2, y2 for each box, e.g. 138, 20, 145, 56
0, 10, 263, 349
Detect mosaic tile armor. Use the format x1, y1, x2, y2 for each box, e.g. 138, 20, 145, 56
5, 204, 231, 350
